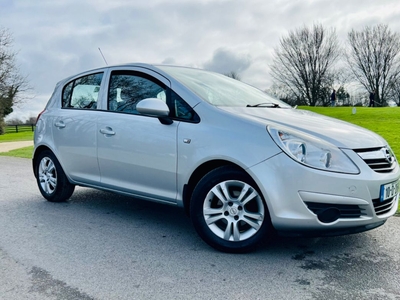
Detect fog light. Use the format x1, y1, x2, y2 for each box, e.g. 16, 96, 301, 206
317, 207, 340, 223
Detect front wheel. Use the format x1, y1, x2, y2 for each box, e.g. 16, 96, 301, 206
35, 150, 75, 202
190, 166, 272, 253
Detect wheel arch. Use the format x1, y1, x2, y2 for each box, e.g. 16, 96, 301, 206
182, 159, 263, 217
32, 145, 53, 178
33, 145, 75, 202
33, 145, 66, 180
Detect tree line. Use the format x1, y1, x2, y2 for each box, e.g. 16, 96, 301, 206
6, 116, 37, 126
269, 23, 400, 107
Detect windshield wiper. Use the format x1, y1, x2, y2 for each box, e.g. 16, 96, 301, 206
246, 103, 281, 108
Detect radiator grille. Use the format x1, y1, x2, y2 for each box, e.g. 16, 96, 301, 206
354, 147, 397, 173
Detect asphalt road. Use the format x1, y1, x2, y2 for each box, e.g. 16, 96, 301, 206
1, 156, 399, 300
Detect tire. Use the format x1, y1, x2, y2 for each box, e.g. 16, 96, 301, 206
35, 150, 75, 202
190, 166, 272, 253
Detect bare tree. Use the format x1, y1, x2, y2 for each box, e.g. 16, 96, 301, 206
270, 23, 341, 106
346, 24, 400, 106
0, 27, 29, 134
26, 115, 37, 125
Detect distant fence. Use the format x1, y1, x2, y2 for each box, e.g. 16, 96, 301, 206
5, 124, 36, 134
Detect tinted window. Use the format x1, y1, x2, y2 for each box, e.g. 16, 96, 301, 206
108, 72, 166, 114
171, 90, 197, 121
62, 73, 103, 109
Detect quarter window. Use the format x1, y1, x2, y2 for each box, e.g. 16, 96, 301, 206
62, 73, 103, 109
171, 90, 196, 121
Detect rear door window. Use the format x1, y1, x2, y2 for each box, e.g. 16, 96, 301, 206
62, 73, 103, 109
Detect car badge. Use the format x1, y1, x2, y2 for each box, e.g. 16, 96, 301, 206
382, 147, 394, 164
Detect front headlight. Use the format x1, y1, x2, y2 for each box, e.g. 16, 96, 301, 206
268, 127, 359, 174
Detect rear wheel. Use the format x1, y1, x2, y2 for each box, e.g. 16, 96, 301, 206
35, 150, 75, 202
190, 166, 272, 253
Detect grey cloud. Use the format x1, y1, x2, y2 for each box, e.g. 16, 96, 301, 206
203, 48, 252, 75
162, 57, 176, 64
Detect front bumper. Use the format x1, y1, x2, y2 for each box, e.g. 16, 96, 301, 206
248, 150, 400, 236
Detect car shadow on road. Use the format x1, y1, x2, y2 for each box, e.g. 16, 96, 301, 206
53, 187, 379, 257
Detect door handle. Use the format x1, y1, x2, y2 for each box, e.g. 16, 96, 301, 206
100, 128, 116, 136
54, 121, 66, 128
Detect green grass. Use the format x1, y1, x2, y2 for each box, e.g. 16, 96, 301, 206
0, 131, 34, 158
0, 131, 34, 142
0, 146, 33, 159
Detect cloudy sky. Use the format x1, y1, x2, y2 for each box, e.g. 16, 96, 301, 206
2, 0, 400, 121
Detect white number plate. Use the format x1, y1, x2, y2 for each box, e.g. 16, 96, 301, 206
380, 181, 399, 202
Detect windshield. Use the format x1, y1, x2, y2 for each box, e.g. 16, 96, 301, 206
158, 66, 291, 108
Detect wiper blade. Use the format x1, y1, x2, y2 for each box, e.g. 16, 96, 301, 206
246, 103, 280, 108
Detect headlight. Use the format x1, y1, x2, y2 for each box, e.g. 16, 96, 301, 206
268, 127, 359, 174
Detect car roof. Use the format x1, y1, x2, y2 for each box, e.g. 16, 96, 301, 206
57, 63, 202, 85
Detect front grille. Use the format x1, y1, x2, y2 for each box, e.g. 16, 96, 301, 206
354, 147, 397, 173
363, 159, 394, 172
372, 196, 396, 215
305, 202, 365, 218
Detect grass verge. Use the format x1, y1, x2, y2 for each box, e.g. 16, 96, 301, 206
0, 146, 33, 159
0, 131, 34, 142
0, 131, 34, 158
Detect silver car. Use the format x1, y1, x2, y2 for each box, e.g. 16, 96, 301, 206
33, 63, 400, 252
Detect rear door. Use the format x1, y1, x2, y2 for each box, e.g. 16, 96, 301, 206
52, 72, 104, 184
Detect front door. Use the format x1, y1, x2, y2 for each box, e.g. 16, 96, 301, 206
97, 70, 178, 202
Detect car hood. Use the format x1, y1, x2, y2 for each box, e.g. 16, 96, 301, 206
220, 107, 386, 149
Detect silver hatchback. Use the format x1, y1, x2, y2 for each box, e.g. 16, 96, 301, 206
33, 63, 400, 252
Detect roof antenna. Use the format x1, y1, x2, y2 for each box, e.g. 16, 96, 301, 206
98, 47, 108, 65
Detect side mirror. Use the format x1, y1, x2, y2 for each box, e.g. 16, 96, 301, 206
136, 98, 173, 125
136, 98, 170, 116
